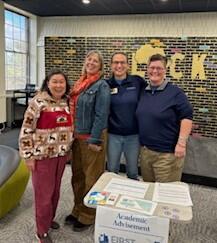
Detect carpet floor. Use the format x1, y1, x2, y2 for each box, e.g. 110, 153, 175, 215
0, 166, 217, 243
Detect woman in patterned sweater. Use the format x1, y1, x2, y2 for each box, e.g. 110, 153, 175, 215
19, 69, 73, 243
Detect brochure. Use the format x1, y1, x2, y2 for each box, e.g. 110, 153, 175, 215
116, 195, 157, 215
88, 191, 119, 206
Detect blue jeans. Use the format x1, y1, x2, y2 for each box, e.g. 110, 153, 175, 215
107, 134, 140, 179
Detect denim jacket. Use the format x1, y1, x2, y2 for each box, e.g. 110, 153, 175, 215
74, 79, 110, 144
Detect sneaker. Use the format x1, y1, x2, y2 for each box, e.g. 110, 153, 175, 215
50, 221, 60, 230
73, 221, 91, 232
64, 214, 78, 225
36, 233, 53, 243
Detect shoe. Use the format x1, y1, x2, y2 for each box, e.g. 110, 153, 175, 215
50, 221, 60, 230
36, 233, 53, 243
73, 220, 91, 232
64, 214, 78, 225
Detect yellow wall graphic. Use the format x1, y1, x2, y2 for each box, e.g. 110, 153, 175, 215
170, 53, 185, 79
45, 36, 217, 138
191, 54, 207, 80
132, 44, 207, 81
132, 44, 165, 77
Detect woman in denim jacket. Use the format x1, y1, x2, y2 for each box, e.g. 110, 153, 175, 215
65, 50, 110, 231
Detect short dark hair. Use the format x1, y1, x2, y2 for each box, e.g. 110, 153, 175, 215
111, 51, 129, 64
41, 69, 70, 97
148, 54, 167, 68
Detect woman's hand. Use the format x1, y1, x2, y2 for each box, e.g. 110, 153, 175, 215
25, 159, 36, 171
175, 143, 186, 158
88, 143, 102, 152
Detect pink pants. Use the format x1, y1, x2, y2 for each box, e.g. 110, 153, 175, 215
32, 155, 67, 235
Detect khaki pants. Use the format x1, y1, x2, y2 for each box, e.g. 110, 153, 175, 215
71, 131, 107, 224
140, 146, 184, 182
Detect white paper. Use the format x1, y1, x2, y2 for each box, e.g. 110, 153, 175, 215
103, 178, 149, 199
116, 195, 157, 215
95, 205, 169, 243
106, 193, 119, 205
152, 183, 193, 206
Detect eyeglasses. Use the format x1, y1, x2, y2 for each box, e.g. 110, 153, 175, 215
148, 66, 165, 71
112, 61, 128, 65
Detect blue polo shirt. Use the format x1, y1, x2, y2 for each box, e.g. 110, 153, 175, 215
107, 74, 145, 135
136, 81, 193, 152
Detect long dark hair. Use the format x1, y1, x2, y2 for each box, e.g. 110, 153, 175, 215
40, 69, 71, 97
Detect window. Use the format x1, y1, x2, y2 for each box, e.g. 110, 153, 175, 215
5, 10, 29, 90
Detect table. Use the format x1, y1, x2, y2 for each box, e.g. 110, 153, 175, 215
13, 89, 36, 109
11, 89, 36, 127
84, 172, 192, 222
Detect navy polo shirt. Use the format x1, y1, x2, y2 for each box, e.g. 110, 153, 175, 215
107, 74, 145, 135
136, 81, 193, 152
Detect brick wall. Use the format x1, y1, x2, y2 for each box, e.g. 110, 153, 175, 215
45, 36, 217, 138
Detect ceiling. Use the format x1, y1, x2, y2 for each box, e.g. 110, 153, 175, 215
3, 0, 217, 17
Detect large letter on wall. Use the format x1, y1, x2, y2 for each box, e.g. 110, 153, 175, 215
170, 53, 185, 79
131, 53, 145, 77
191, 54, 207, 80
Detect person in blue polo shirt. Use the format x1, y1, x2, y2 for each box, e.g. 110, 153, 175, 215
106, 52, 145, 180
136, 54, 193, 182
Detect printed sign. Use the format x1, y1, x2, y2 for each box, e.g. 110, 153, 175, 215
95, 205, 169, 243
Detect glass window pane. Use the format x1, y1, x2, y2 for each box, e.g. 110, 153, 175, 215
16, 78, 26, 90
5, 52, 14, 65
6, 77, 15, 90
22, 55, 27, 67
20, 16, 26, 29
20, 68, 26, 79
20, 41, 27, 53
15, 53, 22, 66
22, 56, 27, 76
14, 40, 21, 52
4, 10, 29, 90
13, 13, 20, 28
5, 10, 13, 25
16, 66, 22, 77
5, 38, 13, 51
5, 64, 14, 78
5, 24, 13, 38
13, 27, 21, 40
21, 29, 26, 41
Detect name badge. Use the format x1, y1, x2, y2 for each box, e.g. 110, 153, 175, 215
126, 86, 136, 90
110, 88, 118, 94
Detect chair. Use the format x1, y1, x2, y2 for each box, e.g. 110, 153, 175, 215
10, 84, 36, 128
0, 145, 30, 219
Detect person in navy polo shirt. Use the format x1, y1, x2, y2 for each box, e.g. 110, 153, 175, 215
107, 52, 145, 180
136, 54, 193, 182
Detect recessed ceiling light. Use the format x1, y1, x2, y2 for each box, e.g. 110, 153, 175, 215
82, 0, 90, 4
160, 0, 168, 2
